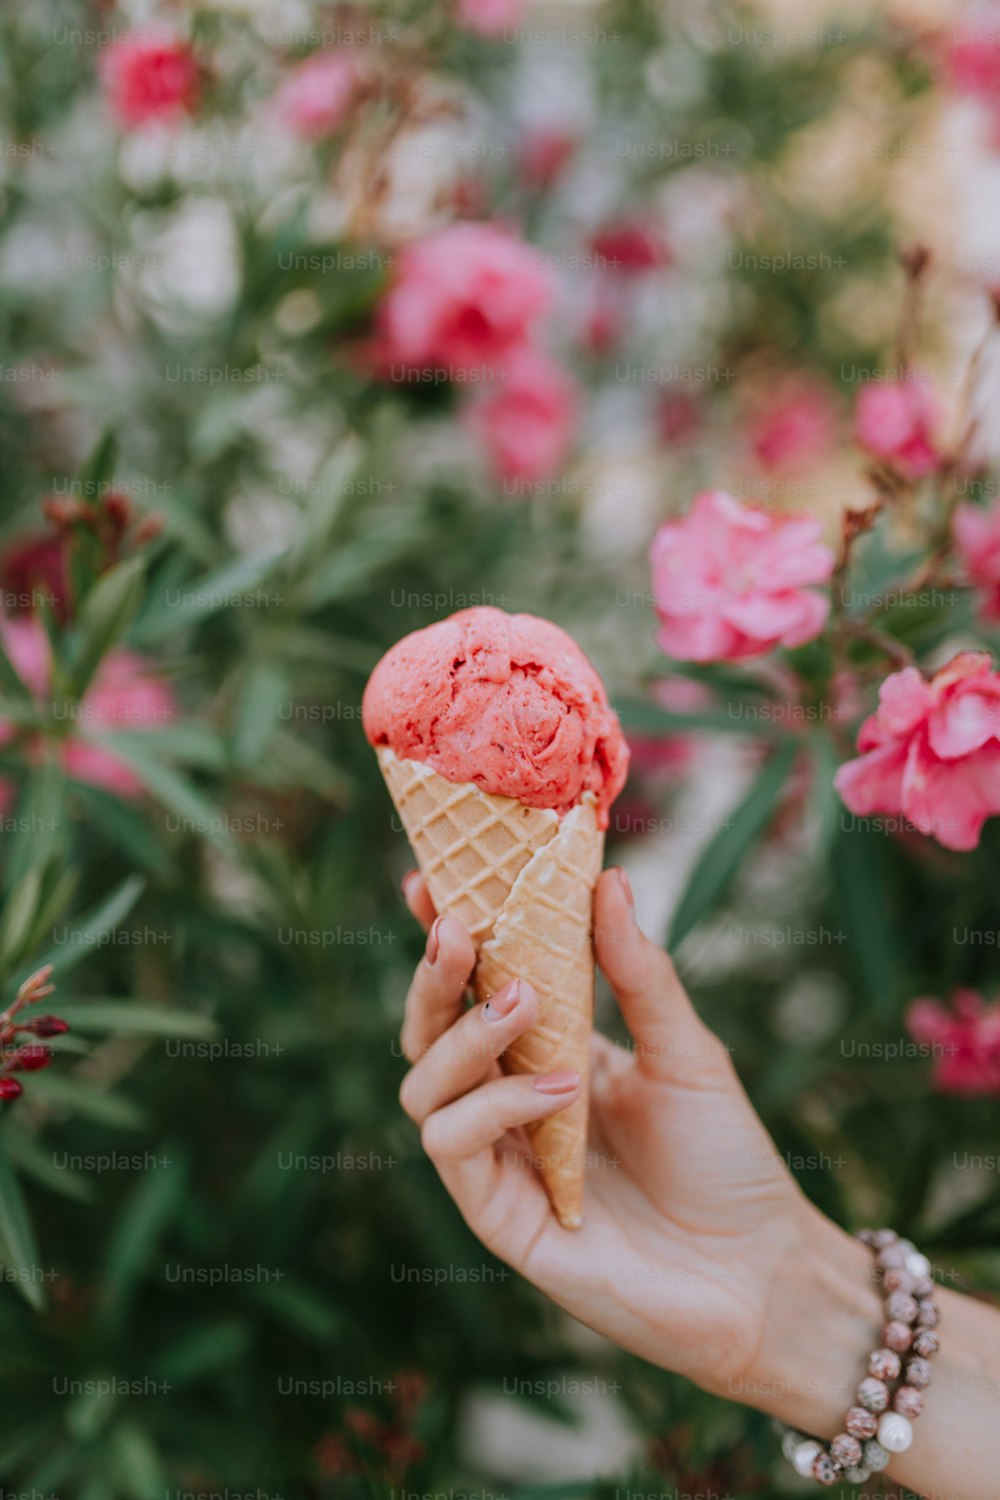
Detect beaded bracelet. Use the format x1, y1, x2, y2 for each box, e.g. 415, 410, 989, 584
776, 1228, 940, 1487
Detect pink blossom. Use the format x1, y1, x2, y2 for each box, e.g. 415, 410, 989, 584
855, 377, 940, 479
657, 393, 701, 447
516, 129, 576, 191
945, 30, 1000, 96
274, 51, 358, 140
455, 0, 523, 36
954, 500, 1000, 620
749, 383, 836, 472
0, 617, 175, 800
466, 347, 576, 484
590, 218, 670, 274
649, 490, 835, 662
99, 33, 198, 130
0, 536, 69, 622
376, 223, 552, 376
907, 989, 1000, 1095
834, 651, 1000, 852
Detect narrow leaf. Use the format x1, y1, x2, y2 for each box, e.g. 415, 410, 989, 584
670, 743, 797, 947
0, 1153, 46, 1310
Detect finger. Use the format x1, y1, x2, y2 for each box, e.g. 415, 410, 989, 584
400, 915, 475, 1064
423, 1073, 584, 1264
421, 1070, 582, 1164
399, 979, 537, 1125
402, 870, 437, 932
594, 867, 728, 1084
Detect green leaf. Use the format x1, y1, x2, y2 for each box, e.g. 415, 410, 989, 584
17, 873, 144, 983
0, 629, 35, 707
266, 726, 353, 804
0, 1153, 46, 1310
55, 1001, 217, 1039
670, 743, 798, 947
24, 1073, 147, 1129
830, 825, 901, 1016
0, 867, 43, 974
2, 1130, 93, 1202
99, 1151, 187, 1334
62, 556, 146, 699
111, 1420, 167, 1500
75, 429, 118, 504
83, 735, 235, 851
72, 785, 175, 881
614, 696, 784, 739
808, 733, 843, 856
154, 1319, 253, 1384
233, 662, 287, 765
3, 761, 68, 892
132, 549, 286, 643
65, 1381, 117, 1441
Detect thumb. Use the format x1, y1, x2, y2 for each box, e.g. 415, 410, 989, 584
593, 868, 729, 1085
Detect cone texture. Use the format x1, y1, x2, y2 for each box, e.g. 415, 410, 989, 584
377, 748, 603, 1228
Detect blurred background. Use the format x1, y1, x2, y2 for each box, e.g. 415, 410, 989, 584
1, 0, 1000, 1494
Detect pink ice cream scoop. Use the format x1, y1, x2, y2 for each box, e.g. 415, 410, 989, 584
362, 606, 629, 827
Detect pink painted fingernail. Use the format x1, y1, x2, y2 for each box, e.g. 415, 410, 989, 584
484, 979, 526, 1022
402, 871, 419, 901
616, 867, 634, 910
534, 1071, 581, 1095
426, 917, 442, 965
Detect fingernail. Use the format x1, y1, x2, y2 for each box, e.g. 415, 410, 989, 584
484, 979, 526, 1022
534, 1071, 581, 1095
426, 917, 442, 965
616, 867, 634, 911
402, 871, 419, 901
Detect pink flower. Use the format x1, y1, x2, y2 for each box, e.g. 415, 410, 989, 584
954, 500, 1000, 620
835, 652, 1000, 851
99, 33, 198, 130
946, 30, 1000, 96
855, 377, 940, 479
657, 393, 701, 447
0, 535, 69, 622
455, 0, 522, 36
0, 618, 175, 800
590, 218, 670, 274
274, 51, 358, 140
649, 490, 835, 662
907, 989, 1000, 1095
376, 223, 552, 376
516, 129, 576, 191
466, 347, 576, 484
749, 384, 837, 472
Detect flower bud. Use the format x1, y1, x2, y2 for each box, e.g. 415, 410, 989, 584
19, 1016, 69, 1038
5, 1045, 53, 1073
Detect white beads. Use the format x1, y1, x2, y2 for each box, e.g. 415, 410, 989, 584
781, 1429, 803, 1461
877, 1412, 914, 1453
845, 1468, 871, 1484
905, 1250, 931, 1278
792, 1439, 822, 1477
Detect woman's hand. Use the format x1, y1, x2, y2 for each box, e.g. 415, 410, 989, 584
396, 866, 866, 1404
398, 868, 1000, 1500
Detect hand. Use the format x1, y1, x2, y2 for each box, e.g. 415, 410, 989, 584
396, 866, 854, 1400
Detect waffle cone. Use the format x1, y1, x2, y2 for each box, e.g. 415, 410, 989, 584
376, 748, 604, 1228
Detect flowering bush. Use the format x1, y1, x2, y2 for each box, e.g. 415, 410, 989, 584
2, 0, 1000, 1496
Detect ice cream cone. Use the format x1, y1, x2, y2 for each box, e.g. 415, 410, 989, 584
376, 747, 603, 1228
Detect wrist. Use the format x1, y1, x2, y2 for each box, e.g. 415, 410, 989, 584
728, 1201, 882, 1436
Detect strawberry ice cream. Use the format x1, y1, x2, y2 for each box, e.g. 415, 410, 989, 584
362, 607, 628, 827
